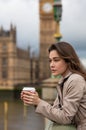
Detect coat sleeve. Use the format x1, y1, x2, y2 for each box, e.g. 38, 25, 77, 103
35, 76, 85, 124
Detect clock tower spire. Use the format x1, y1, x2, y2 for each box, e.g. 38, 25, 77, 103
39, 0, 62, 79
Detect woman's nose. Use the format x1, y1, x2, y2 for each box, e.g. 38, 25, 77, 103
50, 61, 55, 67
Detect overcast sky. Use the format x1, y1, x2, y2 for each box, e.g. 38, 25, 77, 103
0, 0, 86, 62
0, 0, 39, 52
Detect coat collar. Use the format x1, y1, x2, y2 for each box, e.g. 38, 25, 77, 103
58, 71, 72, 85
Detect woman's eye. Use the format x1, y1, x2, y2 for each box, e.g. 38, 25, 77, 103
49, 58, 61, 63
49, 59, 51, 63
54, 59, 60, 62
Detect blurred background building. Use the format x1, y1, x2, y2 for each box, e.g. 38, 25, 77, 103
0, 0, 62, 90
0, 25, 30, 89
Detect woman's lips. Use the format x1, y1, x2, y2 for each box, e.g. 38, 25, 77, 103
51, 70, 56, 73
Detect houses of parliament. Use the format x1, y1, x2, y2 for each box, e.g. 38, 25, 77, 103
0, 0, 62, 89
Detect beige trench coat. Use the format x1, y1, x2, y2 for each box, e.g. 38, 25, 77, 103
36, 72, 86, 130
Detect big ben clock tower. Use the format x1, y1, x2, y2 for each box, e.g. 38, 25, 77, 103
40, 0, 56, 57
39, 0, 62, 80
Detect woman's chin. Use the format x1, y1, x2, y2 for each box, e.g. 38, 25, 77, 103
51, 74, 62, 79
52, 73, 59, 76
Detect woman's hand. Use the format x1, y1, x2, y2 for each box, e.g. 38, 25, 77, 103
21, 90, 41, 106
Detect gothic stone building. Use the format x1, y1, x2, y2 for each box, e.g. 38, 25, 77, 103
39, 0, 62, 79
0, 25, 31, 89
0, 0, 62, 89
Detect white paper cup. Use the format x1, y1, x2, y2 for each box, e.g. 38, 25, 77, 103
23, 87, 35, 92
22, 87, 35, 106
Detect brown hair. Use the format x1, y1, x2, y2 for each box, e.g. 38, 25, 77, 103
48, 41, 86, 80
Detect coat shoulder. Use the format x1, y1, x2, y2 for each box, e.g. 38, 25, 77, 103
69, 73, 85, 82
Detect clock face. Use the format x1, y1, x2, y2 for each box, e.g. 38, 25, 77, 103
42, 2, 53, 13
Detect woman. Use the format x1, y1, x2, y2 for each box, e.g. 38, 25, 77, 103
21, 41, 86, 130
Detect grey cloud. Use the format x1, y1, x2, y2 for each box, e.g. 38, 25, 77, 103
0, 0, 86, 57
61, 0, 86, 50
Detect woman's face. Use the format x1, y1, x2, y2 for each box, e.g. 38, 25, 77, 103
49, 50, 69, 77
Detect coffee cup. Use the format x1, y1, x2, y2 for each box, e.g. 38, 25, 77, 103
22, 87, 35, 106
23, 87, 35, 92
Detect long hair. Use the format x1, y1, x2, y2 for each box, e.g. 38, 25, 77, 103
48, 41, 86, 80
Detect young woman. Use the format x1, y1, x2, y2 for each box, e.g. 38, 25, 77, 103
21, 41, 86, 130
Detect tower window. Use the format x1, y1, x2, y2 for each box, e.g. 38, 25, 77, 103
2, 57, 7, 67
2, 70, 8, 79
2, 43, 7, 51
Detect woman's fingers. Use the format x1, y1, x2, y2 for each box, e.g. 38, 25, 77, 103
21, 90, 40, 105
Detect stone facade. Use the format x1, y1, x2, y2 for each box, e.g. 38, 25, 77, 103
0, 25, 31, 89
0, 0, 62, 89
39, 0, 62, 80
